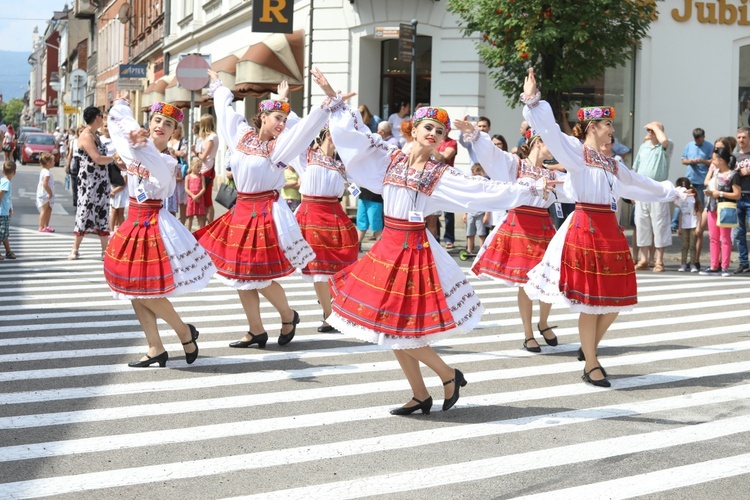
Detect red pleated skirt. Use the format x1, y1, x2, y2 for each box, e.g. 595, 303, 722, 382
330, 216, 456, 337
296, 195, 359, 276
471, 206, 555, 284
194, 190, 294, 281
560, 203, 636, 307
104, 198, 175, 296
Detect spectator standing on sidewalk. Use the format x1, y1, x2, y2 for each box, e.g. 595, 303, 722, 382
633, 121, 674, 272
700, 147, 741, 276
388, 101, 411, 141
377, 121, 400, 147
675, 177, 702, 272
435, 131, 458, 248
673, 128, 713, 231
458, 116, 492, 165
732, 127, 750, 273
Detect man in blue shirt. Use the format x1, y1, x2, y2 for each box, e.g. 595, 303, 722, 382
672, 128, 713, 232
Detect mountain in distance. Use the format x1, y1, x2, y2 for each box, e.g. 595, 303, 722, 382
0, 51, 32, 102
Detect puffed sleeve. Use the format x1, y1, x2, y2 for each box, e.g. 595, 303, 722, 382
213, 83, 252, 149
328, 103, 396, 194
523, 100, 584, 175
617, 162, 684, 202
289, 147, 311, 176
426, 167, 538, 213
467, 130, 519, 182
107, 100, 175, 196
269, 98, 337, 167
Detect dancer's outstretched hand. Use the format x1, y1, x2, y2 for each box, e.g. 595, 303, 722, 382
523, 67, 537, 96
311, 67, 336, 98
452, 119, 475, 135
208, 70, 219, 82
277, 80, 289, 100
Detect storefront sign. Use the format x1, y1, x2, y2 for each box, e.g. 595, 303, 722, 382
119, 64, 147, 79
672, 0, 750, 25
34, 99, 45, 107
63, 105, 78, 114
375, 27, 400, 39
399, 23, 414, 63
252, 0, 293, 34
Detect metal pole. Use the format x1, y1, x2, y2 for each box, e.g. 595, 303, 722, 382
410, 19, 417, 115
189, 91, 195, 157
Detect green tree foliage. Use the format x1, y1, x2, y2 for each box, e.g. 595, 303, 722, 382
0, 99, 25, 129
447, 0, 660, 120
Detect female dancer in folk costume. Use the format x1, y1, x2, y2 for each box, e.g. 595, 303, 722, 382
292, 126, 359, 333
105, 99, 216, 368
520, 68, 688, 387
454, 119, 573, 353
313, 69, 557, 414
197, 71, 339, 348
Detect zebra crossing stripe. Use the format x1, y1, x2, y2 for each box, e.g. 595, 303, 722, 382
224, 414, 750, 500
3, 391, 750, 497
515, 453, 750, 499
2, 368, 750, 464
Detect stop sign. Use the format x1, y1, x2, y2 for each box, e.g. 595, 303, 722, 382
176, 55, 210, 91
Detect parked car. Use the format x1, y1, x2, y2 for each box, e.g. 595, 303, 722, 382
20, 133, 60, 166
14, 127, 44, 162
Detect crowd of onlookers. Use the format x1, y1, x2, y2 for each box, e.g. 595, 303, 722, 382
2, 102, 750, 275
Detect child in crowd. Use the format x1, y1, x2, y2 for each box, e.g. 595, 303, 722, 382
36, 153, 56, 233
0, 161, 16, 260
675, 177, 703, 273
185, 158, 206, 230
675, 177, 702, 272
462, 163, 491, 254
109, 157, 128, 233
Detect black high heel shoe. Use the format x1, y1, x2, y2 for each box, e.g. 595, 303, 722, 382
442, 369, 468, 411
582, 366, 611, 388
183, 324, 200, 364
523, 337, 542, 353
278, 310, 299, 346
229, 332, 268, 348
128, 351, 168, 368
390, 396, 433, 416
577, 348, 607, 377
538, 323, 559, 346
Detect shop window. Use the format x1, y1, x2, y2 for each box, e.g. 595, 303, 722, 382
380, 36, 432, 119
739, 45, 750, 128
561, 48, 637, 164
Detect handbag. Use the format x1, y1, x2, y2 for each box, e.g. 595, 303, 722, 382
108, 163, 125, 187
717, 200, 739, 228
215, 182, 237, 209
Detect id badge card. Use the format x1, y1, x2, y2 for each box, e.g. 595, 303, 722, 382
408, 211, 424, 223
135, 183, 148, 203
347, 182, 361, 198
610, 197, 618, 212
554, 203, 564, 219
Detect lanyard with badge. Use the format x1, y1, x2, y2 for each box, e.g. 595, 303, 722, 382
407, 158, 427, 223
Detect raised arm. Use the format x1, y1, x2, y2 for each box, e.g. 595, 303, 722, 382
454, 119, 518, 182
209, 76, 252, 149
521, 68, 584, 175
270, 100, 334, 166
312, 67, 391, 193
107, 99, 175, 193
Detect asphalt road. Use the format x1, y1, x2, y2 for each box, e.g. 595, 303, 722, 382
1, 162, 750, 498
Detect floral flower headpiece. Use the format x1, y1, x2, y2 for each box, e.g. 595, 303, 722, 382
150, 102, 184, 123
524, 127, 540, 142
413, 106, 451, 131
577, 106, 616, 122
259, 100, 291, 115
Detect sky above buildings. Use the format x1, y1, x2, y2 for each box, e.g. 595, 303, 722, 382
0, 1, 71, 100
0, 0, 69, 54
